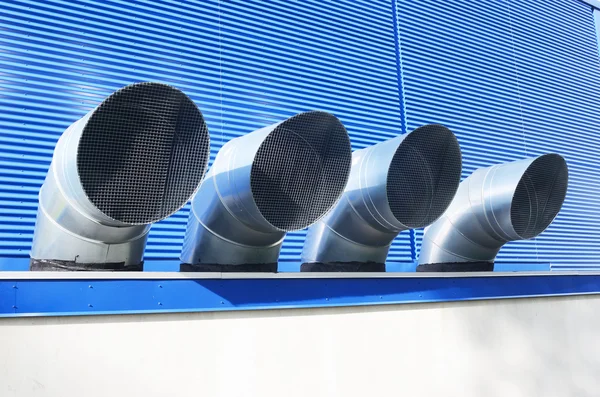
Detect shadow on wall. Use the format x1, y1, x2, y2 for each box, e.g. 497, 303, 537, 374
451, 295, 600, 397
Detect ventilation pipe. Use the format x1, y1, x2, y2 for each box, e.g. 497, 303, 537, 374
180, 111, 352, 272
30, 82, 210, 271
301, 124, 463, 272
417, 154, 569, 272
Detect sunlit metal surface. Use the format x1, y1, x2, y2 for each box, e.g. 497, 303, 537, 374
31, 83, 210, 270
418, 154, 569, 271
301, 124, 462, 271
180, 111, 352, 270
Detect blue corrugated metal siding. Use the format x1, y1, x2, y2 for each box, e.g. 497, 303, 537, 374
0, 0, 223, 261
0, 0, 409, 263
395, 0, 600, 268
217, 1, 408, 262
2, 0, 600, 269
595, 9, 600, 58
508, 0, 600, 269
395, 1, 531, 262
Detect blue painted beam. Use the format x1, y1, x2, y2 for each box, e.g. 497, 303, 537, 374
1, 273, 599, 318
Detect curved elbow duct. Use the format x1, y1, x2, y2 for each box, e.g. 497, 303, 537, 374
301, 124, 463, 272
180, 111, 352, 272
417, 154, 569, 272
30, 82, 210, 271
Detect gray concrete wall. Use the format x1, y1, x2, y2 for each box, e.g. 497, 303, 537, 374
1, 295, 598, 396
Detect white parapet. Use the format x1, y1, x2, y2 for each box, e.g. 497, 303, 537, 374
0, 295, 598, 397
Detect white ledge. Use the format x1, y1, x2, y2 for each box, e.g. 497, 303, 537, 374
0, 271, 599, 280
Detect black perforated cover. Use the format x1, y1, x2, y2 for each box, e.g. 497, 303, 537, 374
386, 124, 462, 228
511, 154, 568, 239
250, 111, 352, 231
77, 82, 210, 224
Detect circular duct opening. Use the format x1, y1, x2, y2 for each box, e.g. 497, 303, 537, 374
386, 124, 462, 228
77, 82, 210, 224
510, 154, 568, 239
250, 111, 352, 231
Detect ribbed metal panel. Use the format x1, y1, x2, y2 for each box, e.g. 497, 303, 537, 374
4, 0, 600, 268
395, 0, 600, 268
0, 0, 409, 263
509, 0, 600, 269
218, 1, 407, 263
0, 0, 222, 262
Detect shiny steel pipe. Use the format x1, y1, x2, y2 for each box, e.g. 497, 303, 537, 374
417, 154, 569, 272
180, 111, 352, 272
30, 82, 210, 271
301, 124, 463, 272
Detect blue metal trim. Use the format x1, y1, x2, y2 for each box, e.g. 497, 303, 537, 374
1, 274, 599, 317
390, 0, 407, 135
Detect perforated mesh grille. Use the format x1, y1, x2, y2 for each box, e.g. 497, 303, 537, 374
77, 82, 210, 224
250, 111, 352, 231
511, 154, 568, 239
386, 124, 462, 228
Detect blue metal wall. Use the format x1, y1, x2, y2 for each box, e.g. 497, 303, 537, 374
395, 0, 600, 269
0, 0, 599, 269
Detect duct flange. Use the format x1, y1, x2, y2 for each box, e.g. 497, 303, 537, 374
417, 154, 569, 272
30, 82, 210, 271
180, 111, 352, 272
301, 124, 463, 271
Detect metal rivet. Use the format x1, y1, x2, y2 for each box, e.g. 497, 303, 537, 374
88, 285, 93, 289
88, 304, 93, 308
158, 302, 162, 306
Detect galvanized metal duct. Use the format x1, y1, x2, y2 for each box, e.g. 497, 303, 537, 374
301, 124, 463, 272
417, 154, 569, 272
30, 82, 210, 271
180, 111, 352, 272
